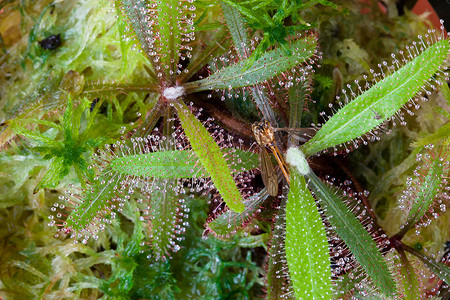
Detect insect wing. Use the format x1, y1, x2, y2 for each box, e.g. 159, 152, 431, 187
274, 127, 316, 144
259, 147, 278, 196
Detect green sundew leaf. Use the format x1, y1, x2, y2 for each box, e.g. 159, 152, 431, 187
175, 101, 245, 212
301, 38, 450, 157
65, 174, 121, 233
219, 2, 281, 123
155, 0, 187, 83
109, 148, 258, 179
397, 249, 420, 300
119, 0, 190, 83
288, 79, 310, 131
110, 150, 205, 178
117, 0, 155, 60
306, 171, 397, 296
221, 2, 249, 59
421, 256, 450, 286
396, 156, 446, 238
145, 178, 183, 261
184, 35, 317, 93
224, 148, 259, 173
286, 170, 332, 299
266, 199, 292, 300
206, 189, 269, 236
407, 244, 450, 286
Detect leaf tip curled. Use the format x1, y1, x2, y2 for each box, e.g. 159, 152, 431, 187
286, 146, 309, 175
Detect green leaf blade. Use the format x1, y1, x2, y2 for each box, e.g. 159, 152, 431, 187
110, 150, 207, 179
109, 148, 258, 179
65, 174, 119, 234
286, 171, 332, 299
185, 35, 317, 92
398, 249, 421, 300
421, 257, 450, 286
306, 172, 397, 296
175, 101, 245, 212
397, 156, 446, 237
154, 0, 184, 82
206, 189, 269, 236
405, 244, 450, 287
118, 0, 155, 60
221, 2, 249, 59
146, 178, 184, 260
302, 38, 450, 156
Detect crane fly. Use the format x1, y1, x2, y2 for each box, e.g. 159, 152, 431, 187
256, 144, 279, 196
252, 121, 291, 196
252, 121, 315, 196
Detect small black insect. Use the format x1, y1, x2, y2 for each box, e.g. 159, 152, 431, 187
39, 34, 62, 50
90, 98, 100, 112
90, 98, 108, 114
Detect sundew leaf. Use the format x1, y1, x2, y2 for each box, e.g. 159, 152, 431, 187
406, 243, 450, 287
64, 174, 121, 235
220, 2, 278, 125
184, 35, 317, 93
421, 257, 450, 286
396, 155, 446, 238
221, 2, 249, 59
397, 249, 421, 300
117, 0, 155, 61
206, 189, 269, 237
146, 178, 183, 261
109, 148, 258, 179
285, 170, 332, 299
152, 0, 188, 83
266, 198, 292, 300
118, 0, 192, 83
175, 101, 245, 212
306, 171, 397, 296
301, 38, 450, 157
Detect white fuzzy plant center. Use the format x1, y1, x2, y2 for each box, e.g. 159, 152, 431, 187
163, 86, 185, 100
286, 146, 310, 175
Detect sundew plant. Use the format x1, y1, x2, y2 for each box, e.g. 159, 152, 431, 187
0, 0, 449, 299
